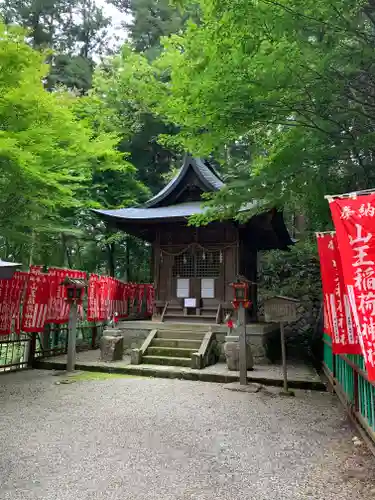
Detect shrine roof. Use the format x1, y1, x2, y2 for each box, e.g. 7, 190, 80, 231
93, 201, 257, 222
0, 260, 20, 268
144, 155, 224, 208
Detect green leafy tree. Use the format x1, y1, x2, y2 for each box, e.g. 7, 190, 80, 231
0, 22, 140, 270
110, 0, 189, 56
0, 0, 112, 92
112, 0, 375, 229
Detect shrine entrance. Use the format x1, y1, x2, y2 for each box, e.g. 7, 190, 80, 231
172, 246, 222, 308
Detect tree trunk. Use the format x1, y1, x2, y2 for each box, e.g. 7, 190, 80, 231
124, 234, 131, 282
61, 233, 73, 268
107, 242, 115, 277
29, 231, 36, 267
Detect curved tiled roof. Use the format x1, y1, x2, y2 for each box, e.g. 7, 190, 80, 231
144, 155, 224, 208
93, 202, 206, 221
93, 201, 258, 222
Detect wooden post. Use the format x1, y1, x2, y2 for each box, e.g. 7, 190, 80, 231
280, 321, 294, 396
42, 323, 50, 354
280, 322, 288, 392
238, 304, 247, 386
91, 325, 97, 349
28, 333, 36, 367
66, 302, 78, 373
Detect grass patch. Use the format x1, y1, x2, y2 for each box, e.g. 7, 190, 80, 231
68, 371, 139, 382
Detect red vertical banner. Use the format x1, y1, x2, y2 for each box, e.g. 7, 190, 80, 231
137, 284, 145, 313
316, 233, 334, 337
13, 272, 29, 334
87, 274, 99, 322
21, 270, 50, 333
146, 284, 155, 316
0, 278, 12, 335
99, 276, 107, 321
128, 283, 136, 315
122, 283, 129, 318
316, 232, 361, 354
46, 268, 86, 324
329, 194, 375, 381
46, 268, 65, 324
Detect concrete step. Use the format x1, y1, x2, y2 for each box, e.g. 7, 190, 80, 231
200, 310, 218, 317
164, 314, 216, 323
147, 346, 197, 357
133, 322, 210, 332
151, 338, 202, 349
156, 330, 205, 340
142, 355, 191, 367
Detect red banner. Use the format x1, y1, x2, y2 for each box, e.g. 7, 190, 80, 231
87, 274, 99, 322
137, 284, 145, 313
21, 270, 50, 333
316, 232, 361, 354
146, 284, 155, 316
13, 272, 29, 334
87, 278, 153, 322
0, 272, 28, 335
329, 194, 375, 380
46, 268, 86, 324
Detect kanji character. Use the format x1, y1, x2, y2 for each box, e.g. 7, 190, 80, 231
358, 291, 375, 315
359, 202, 375, 218
341, 206, 355, 220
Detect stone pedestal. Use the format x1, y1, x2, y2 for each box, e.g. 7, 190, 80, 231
130, 348, 142, 365
100, 330, 124, 361
224, 335, 254, 371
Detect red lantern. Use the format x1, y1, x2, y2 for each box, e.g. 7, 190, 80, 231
61, 277, 86, 305
230, 277, 253, 310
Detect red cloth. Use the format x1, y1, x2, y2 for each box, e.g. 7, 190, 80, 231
21, 269, 50, 333
46, 268, 86, 324
329, 194, 375, 380
316, 232, 361, 355
0, 271, 28, 335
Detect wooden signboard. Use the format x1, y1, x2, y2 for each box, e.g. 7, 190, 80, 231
263, 296, 300, 396
264, 296, 299, 324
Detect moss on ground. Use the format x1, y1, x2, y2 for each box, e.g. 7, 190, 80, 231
56, 371, 140, 384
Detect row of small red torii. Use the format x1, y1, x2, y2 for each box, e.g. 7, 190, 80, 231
317, 192, 375, 382
0, 265, 154, 336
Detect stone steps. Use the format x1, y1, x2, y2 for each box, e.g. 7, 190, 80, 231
151, 338, 202, 349
156, 330, 205, 340
164, 314, 216, 323
147, 346, 198, 357
142, 355, 192, 367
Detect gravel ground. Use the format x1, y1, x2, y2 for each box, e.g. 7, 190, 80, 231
0, 370, 374, 500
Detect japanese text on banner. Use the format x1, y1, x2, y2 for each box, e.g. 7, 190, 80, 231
316, 232, 360, 354
329, 194, 375, 381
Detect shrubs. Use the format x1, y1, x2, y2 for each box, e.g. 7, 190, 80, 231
258, 239, 323, 366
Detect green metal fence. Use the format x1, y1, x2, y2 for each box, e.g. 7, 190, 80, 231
0, 323, 106, 373
323, 334, 375, 445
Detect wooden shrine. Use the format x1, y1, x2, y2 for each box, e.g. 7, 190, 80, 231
94, 155, 293, 323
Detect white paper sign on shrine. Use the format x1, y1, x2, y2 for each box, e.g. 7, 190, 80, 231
264, 296, 300, 323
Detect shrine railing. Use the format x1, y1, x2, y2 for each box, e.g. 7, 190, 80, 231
322, 334, 375, 447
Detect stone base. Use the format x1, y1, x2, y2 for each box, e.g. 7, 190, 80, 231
115, 321, 279, 363
224, 382, 263, 393
100, 335, 124, 362
223, 338, 254, 371
130, 348, 142, 365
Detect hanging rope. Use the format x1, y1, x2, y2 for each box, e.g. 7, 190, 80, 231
159, 241, 237, 257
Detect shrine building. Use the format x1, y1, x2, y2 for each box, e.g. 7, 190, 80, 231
94, 155, 293, 324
